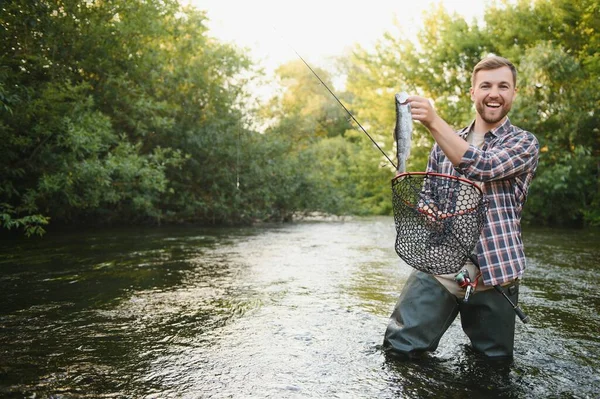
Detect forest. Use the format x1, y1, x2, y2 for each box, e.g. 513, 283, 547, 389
1, 0, 598, 236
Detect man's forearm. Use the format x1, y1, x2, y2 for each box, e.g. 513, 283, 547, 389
426, 116, 469, 167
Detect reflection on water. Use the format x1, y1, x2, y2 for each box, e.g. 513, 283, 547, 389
0, 218, 598, 398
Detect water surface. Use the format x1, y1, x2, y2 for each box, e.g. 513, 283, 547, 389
0, 218, 598, 398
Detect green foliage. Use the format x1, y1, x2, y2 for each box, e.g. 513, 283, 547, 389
0, 203, 49, 237
262, 61, 350, 142
0, 0, 262, 234
298, 135, 394, 216
2, 0, 598, 236
525, 146, 598, 226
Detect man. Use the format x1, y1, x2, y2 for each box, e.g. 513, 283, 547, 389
383, 56, 539, 358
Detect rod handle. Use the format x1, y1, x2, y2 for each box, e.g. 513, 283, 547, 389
514, 306, 530, 324
493, 285, 530, 324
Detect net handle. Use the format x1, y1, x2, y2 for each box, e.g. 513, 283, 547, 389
392, 171, 485, 198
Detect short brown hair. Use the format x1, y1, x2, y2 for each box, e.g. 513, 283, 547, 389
472, 56, 517, 88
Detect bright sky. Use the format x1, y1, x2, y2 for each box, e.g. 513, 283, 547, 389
185, 0, 487, 72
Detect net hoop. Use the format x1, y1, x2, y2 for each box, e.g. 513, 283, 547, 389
391, 172, 488, 275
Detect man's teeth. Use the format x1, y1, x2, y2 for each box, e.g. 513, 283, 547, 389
487, 102, 501, 108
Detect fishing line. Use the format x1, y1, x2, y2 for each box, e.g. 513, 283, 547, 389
236, 127, 240, 190
272, 26, 398, 170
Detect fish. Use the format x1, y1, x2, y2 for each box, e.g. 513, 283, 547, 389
394, 92, 413, 174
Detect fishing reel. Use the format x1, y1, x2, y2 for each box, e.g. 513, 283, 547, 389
454, 269, 476, 301
454, 269, 472, 288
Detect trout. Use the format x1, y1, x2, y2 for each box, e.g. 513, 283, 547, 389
394, 92, 412, 173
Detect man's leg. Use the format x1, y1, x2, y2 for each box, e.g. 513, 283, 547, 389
383, 270, 459, 356
459, 282, 519, 358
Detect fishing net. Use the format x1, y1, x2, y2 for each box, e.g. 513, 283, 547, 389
391, 172, 488, 275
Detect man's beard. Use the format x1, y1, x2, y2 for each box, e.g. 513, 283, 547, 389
476, 101, 511, 125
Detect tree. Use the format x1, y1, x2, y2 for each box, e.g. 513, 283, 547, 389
0, 0, 254, 234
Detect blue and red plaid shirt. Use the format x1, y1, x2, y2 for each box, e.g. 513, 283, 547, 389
427, 117, 539, 286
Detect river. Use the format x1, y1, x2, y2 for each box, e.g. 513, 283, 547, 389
0, 217, 598, 398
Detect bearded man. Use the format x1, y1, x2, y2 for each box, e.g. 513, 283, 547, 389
383, 56, 539, 358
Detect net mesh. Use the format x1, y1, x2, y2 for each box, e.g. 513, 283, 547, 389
391, 172, 488, 275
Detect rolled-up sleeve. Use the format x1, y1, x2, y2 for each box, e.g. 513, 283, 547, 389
456, 130, 539, 182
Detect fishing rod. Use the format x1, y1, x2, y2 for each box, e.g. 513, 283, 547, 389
291, 49, 398, 170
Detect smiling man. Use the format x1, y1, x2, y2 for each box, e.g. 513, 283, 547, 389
383, 56, 539, 358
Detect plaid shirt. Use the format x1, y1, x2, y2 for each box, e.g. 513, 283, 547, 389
427, 118, 539, 286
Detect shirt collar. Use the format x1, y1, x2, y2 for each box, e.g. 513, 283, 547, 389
459, 117, 513, 139
458, 121, 474, 139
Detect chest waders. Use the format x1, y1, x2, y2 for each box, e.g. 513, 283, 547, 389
386, 172, 528, 358
383, 270, 520, 358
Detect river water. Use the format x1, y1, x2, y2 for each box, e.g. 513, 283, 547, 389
0, 217, 598, 398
